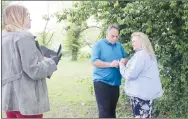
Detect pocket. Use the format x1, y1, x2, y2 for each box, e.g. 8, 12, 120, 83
2, 72, 22, 86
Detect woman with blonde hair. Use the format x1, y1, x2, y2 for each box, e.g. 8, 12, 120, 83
118, 32, 163, 118
2, 4, 57, 118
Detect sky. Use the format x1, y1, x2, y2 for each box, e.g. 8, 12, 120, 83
8, 1, 100, 49
9, 1, 74, 49
11, 1, 73, 33
10, 1, 99, 34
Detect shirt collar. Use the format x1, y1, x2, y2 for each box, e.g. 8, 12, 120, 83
135, 48, 143, 52
104, 38, 116, 46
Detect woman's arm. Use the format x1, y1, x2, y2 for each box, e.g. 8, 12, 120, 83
119, 53, 145, 80
17, 35, 57, 80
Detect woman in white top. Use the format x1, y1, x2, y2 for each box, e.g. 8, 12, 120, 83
119, 32, 163, 118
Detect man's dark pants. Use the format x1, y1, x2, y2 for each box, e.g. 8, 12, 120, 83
94, 80, 120, 118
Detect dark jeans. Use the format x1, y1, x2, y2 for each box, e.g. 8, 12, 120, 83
94, 81, 120, 118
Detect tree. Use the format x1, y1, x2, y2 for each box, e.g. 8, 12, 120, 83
37, 4, 55, 47
58, 1, 188, 117
56, 2, 101, 61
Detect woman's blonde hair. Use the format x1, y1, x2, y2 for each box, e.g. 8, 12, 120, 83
3, 4, 28, 32
131, 32, 155, 57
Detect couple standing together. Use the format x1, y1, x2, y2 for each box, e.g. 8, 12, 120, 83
91, 25, 163, 118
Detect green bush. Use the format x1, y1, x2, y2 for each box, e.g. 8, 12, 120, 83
58, 1, 188, 117
78, 52, 91, 60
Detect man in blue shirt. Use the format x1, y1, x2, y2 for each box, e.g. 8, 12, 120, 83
91, 25, 127, 118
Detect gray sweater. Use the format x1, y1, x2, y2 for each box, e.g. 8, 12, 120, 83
119, 49, 163, 100
2, 31, 57, 115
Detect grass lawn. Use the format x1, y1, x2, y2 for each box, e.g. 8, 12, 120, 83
2, 57, 131, 118
44, 57, 97, 118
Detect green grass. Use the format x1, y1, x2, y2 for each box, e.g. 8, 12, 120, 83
44, 57, 97, 118
2, 57, 131, 118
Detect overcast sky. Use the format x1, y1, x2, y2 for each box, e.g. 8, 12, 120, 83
11, 1, 72, 33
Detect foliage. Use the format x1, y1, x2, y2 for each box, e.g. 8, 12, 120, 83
56, 2, 88, 61
56, 2, 101, 61
64, 23, 85, 61
78, 52, 91, 60
2, 1, 12, 29
36, 32, 55, 47
60, 1, 188, 117
36, 6, 56, 48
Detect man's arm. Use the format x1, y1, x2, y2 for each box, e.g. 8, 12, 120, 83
92, 59, 119, 68
91, 42, 118, 68
92, 60, 110, 68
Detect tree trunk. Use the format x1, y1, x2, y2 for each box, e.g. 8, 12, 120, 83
71, 50, 78, 61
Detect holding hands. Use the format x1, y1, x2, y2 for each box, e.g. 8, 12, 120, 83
109, 58, 128, 68
109, 60, 119, 68
118, 58, 128, 70
120, 58, 128, 65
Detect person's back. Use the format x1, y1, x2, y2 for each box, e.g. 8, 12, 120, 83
2, 32, 17, 80
2, 4, 57, 118
2, 31, 32, 82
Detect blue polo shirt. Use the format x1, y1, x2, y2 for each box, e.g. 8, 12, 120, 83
91, 38, 127, 86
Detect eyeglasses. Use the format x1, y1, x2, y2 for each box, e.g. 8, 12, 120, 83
26, 13, 30, 19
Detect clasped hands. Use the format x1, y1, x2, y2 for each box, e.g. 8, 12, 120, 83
109, 58, 128, 68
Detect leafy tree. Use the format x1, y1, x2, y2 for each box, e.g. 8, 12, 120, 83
56, 2, 100, 61
59, 1, 188, 117
36, 5, 55, 47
